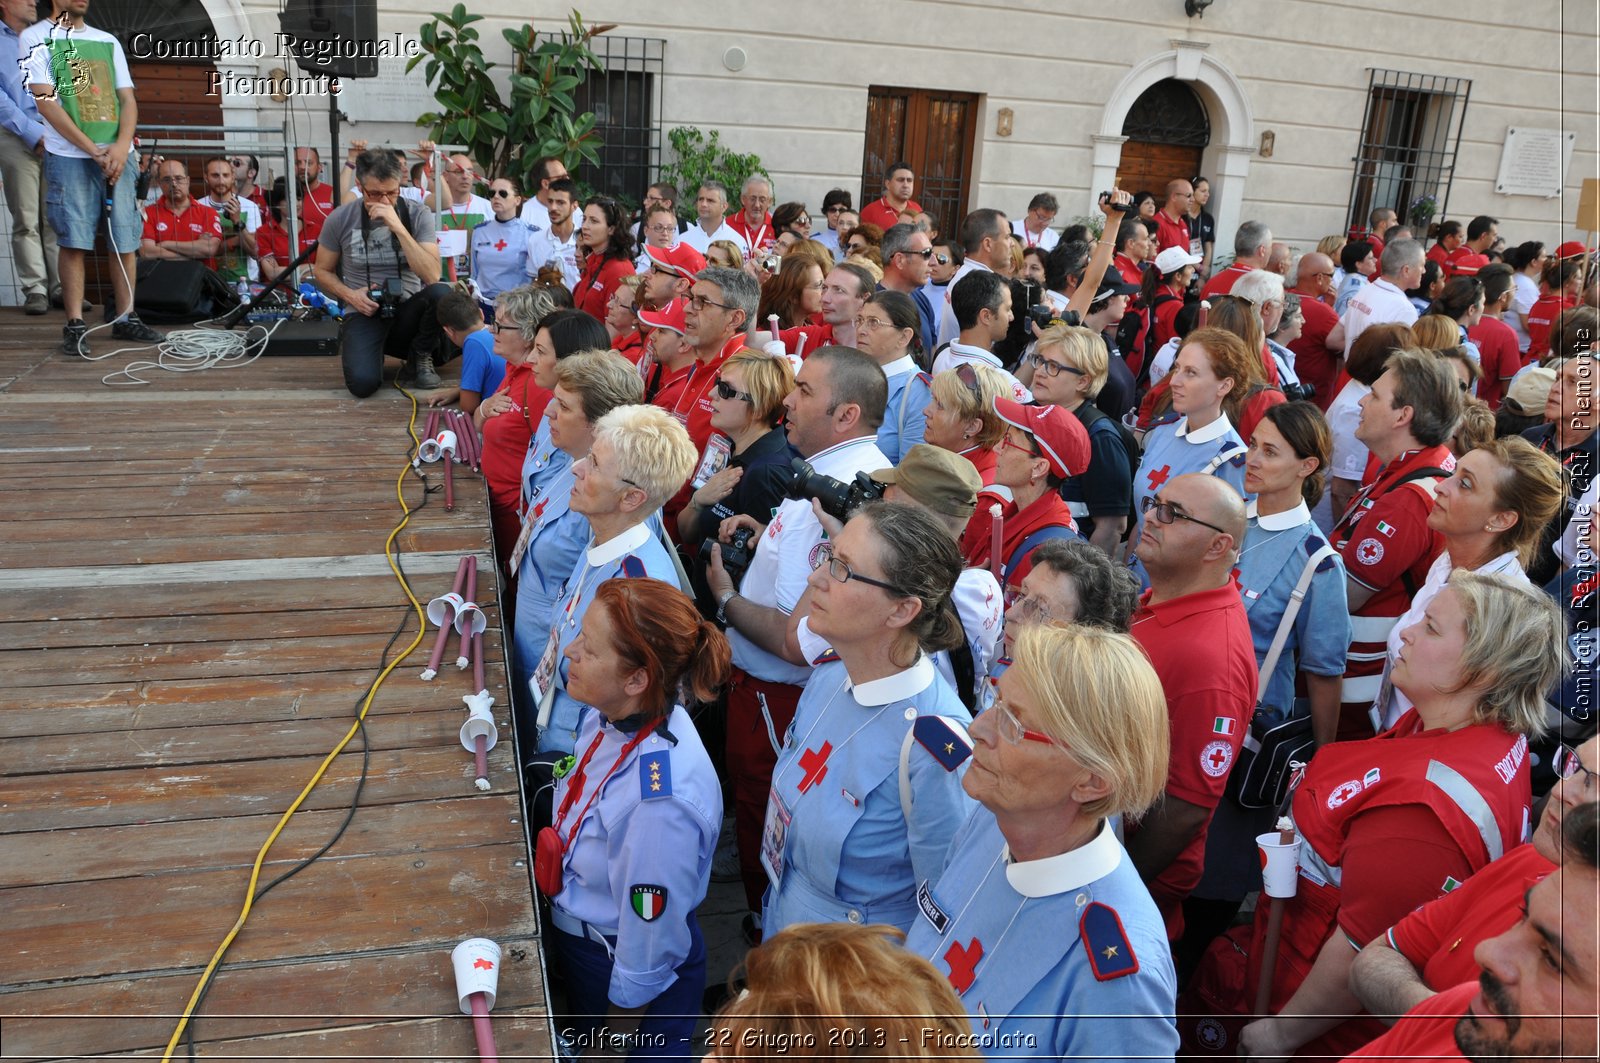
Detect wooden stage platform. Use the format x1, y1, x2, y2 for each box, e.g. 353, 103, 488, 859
0, 318, 553, 1060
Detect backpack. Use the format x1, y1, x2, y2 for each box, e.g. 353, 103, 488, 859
1136, 293, 1181, 390
1068, 401, 1143, 531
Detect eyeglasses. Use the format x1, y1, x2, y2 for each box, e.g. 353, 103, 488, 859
488, 188, 516, 198
795, 217, 811, 228
361, 187, 400, 201
853, 315, 893, 331
1009, 591, 1055, 626
158, 175, 186, 184
992, 697, 1059, 747
1025, 352, 1085, 378
846, 244, 868, 255
490, 322, 521, 335
934, 254, 950, 265
688, 292, 735, 312
815, 543, 910, 598
646, 223, 677, 235
899, 247, 935, 260
713, 377, 753, 403
999, 432, 1039, 458
1141, 495, 1228, 535
1555, 744, 1598, 792
229, 158, 247, 168
579, 450, 641, 489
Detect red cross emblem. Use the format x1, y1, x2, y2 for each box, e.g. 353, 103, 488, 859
1146, 464, 1172, 491
798, 741, 832, 793
945, 937, 983, 994
1208, 747, 1228, 770
472, 958, 494, 970
531, 496, 548, 522
493, 239, 507, 251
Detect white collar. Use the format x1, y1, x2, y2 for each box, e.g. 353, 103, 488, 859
848, 654, 936, 706
1004, 819, 1124, 897
949, 342, 1001, 366
882, 354, 919, 378
1248, 499, 1312, 531
586, 521, 651, 567
1373, 277, 1404, 296
807, 435, 882, 472
1176, 413, 1233, 444
1447, 549, 1525, 578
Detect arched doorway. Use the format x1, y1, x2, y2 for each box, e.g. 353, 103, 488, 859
1117, 79, 1209, 200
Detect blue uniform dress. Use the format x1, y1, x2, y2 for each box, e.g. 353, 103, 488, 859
470, 217, 536, 304
761, 654, 976, 935
877, 354, 933, 465
906, 813, 1178, 1061
548, 704, 721, 1062
533, 521, 682, 754
511, 421, 586, 700
1130, 413, 1249, 586
1194, 500, 1351, 902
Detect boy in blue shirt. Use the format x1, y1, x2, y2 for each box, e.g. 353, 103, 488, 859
431, 290, 505, 413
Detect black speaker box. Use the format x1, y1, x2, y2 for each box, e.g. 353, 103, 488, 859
261, 318, 341, 356
277, 0, 379, 80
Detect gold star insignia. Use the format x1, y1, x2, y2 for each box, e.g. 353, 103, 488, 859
944, 742, 955, 755
649, 760, 660, 771
651, 782, 661, 791
1102, 945, 1118, 960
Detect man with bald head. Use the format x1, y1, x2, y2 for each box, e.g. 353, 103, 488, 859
1125, 472, 1257, 940
1288, 250, 1343, 407
1152, 178, 1195, 255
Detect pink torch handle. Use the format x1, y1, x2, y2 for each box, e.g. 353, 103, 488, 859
444, 455, 455, 511
474, 733, 488, 782
455, 565, 477, 662
424, 408, 440, 442
472, 629, 486, 693
469, 992, 499, 1063
424, 557, 471, 674
989, 504, 1003, 581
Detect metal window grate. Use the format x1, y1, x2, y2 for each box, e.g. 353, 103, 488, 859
1121, 79, 1210, 147
1346, 69, 1472, 234
537, 34, 665, 208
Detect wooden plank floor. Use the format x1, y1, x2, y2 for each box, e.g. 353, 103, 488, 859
0, 315, 552, 1061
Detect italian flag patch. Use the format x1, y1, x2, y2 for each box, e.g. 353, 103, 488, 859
630, 884, 667, 922
1376, 520, 1396, 537
1212, 717, 1236, 736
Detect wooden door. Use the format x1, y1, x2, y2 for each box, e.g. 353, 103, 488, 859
1116, 142, 1205, 199
861, 87, 979, 240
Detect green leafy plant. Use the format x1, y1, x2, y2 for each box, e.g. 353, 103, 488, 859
407, 6, 607, 189
659, 127, 771, 221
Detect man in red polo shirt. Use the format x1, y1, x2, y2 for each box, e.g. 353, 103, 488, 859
1348, 207, 1395, 263
1126, 472, 1256, 940
726, 175, 776, 256
1447, 215, 1497, 277
1113, 218, 1151, 286
1332, 349, 1460, 739
1152, 178, 1195, 255
1288, 250, 1343, 407
638, 297, 695, 406
295, 146, 336, 254
139, 158, 221, 266
1343, 801, 1600, 1063
860, 161, 923, 231
1200, 220, 1272, 300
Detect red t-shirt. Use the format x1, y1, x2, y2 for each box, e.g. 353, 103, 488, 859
661, 335, 744, 531
1152, 209, 1191, 254
479, 362, 549, 515
1426, 243, 1451, 268
859, 196, 922, 231
612, 330, 646, 366
298, 182, 337, 252
1344, 981, 1473, 1062
648, 360, 694, 410
1525, 294, 1577, 361
1114, 254, 1143, 287
256, 217, 290, 266
774, 322, 836, 359
1287, 288, 1341, 408
1128, 580, 1257, 938
1199, 262, 1253, 301
142, 199, 223, 266
1467, 316, 1521, 410
1387, 843, 1551, 993
573, 255, 635, 321
727, 212, 776, 255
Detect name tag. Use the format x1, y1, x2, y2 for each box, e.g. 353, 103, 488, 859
917, 879, 950, 934
760, 785, 792, 888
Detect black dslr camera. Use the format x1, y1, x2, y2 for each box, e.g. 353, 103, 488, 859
782, 456, 885, 522
1283, 380, 1317, 403
703, 525, 757, 585
367, 277, 405, 319
1027, 302, 1057, 330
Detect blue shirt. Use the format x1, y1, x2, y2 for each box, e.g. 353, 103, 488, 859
550, 704, 722, 1008
906, 812, 1179, 1061
1236, 501, 1351, 713
1132, 414, 1249, 540
535, 521, 683, 754
761, 655, 975, 935
457, 329, 506, 400
471, 217, 537, 300
877, 356, 932, 464
512, 423, 587, 699
0, 21, 45, 147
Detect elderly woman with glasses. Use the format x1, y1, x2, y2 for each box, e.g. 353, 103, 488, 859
573, 195, 637, 322
906, 623, 1179, 1060
919, 361, 1013, 565
603, 275, 645, 364
761, 502, 975, 938
470, 177, 535, 316
528, 405, 698, 755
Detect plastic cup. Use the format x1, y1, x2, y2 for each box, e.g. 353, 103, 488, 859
1256, 831, 1301, 899
451, 937, 501, 1013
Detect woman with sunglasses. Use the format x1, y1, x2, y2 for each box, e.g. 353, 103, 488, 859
469, 177, 535, 318
678, 350, 798, 615
1193, 572, 1564, 1060
761, 502, 975, 938
856, 290, 932, 463
772, 201, 811, 240
604, 275, 645, 364
573, 195, 637, 322
906, 623, 1178, 1059
755, 255, 824, 331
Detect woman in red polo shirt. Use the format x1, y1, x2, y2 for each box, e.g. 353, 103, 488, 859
572, 196, 636, 321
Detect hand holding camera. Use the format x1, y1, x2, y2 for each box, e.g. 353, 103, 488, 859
1097, 189, 1133, 216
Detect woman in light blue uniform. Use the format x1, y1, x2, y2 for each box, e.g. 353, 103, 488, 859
513, 351, 643, 702
470, 177, 537, 316
540, 578, 727, 1062
906, 623, 1179, 1061
859, 290, 933, 464
529, 404, 697, 755
762, 501, 975, 937
1184, 402, 1350, 964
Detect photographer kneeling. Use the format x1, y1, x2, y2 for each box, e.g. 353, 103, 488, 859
313, 148, 453, 397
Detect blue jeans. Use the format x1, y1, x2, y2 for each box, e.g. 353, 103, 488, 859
551, 915, 706, 1062
43, 151, 140, 252
337, 281, 453, 397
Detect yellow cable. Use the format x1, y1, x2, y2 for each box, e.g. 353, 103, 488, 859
160, 388, 431, 1060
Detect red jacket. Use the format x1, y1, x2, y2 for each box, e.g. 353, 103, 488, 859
573, 255, 635, 321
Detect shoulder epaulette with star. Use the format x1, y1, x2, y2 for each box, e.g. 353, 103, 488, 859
913, 715, 972, 772
639, 749, 672, 799
1081, 901, 1140, 981
620, 554, 648, 578
811, 647, 841, 666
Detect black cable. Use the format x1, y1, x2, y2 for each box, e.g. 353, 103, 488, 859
184, 422, 440, 1059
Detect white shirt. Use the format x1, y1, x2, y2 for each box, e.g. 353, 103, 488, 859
1012, 219, 1060, 252
1327, 379, 1371, 483
526, 226, 580, 289
1339, 276, 1418, 356
1510, 273, 1540, 352
20, 21, 133, 159
931, 342, 1032, 403
520, 197, 551, 231
937, 260, 992, 347
679, 219, 749, 257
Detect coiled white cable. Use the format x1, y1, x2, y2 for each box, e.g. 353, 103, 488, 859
97, 317, 285, 386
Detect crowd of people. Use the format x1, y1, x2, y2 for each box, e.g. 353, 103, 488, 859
6, 7, 1596, 1055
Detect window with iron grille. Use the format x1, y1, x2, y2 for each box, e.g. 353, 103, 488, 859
538, 34, 665, 208
1347, 69, 1472, 234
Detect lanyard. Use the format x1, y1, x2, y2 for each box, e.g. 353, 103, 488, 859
551, 719, 660, 852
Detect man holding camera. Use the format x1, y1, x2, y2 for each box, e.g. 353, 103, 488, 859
313, 148, 450, 398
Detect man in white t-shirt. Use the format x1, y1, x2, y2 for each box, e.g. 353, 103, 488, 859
1012, 192, 1060, 252
523, 177, 579, 289
937, 207, 1010, 347
517, 154, 568, 231
1329, 238, 1425, 356
678, 180, 749, 257
201, 154, 261, 283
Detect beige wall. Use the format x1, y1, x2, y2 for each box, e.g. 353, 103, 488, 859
221, 0, 1598, 254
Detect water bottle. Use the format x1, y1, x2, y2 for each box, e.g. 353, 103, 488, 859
235, 278, 251, 308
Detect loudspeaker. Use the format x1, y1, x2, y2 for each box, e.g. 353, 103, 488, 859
277, 0, 379, 80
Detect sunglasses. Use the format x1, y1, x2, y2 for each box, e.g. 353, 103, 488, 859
900, 247, 935, 260
489, 188, 517, 198
954, 362, 982, 394
934, 253, 950, 265
713, 377, 753, 403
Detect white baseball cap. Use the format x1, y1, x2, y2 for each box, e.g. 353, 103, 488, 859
1153, 246, 1203, 276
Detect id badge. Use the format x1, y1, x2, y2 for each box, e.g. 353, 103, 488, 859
759, 785, 792, 888
508, 513, 537, 574
530, 626, 560, 707
691, 434, 732, 489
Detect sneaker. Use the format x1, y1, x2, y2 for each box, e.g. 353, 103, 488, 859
410, 353, 442, 390
23, 292, 48, 315
61, 319, 89, 355
111, 313, 163, 344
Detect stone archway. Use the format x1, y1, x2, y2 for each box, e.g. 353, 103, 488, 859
1090, 41, 1254, 251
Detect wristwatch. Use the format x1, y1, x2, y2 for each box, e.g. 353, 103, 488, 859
715, 589, 738, 624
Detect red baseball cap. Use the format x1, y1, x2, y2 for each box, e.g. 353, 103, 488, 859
992, 397, 1090, 479
637, 297, 686, 335
645, 243, 707, 280
1554, 241, 1590, 260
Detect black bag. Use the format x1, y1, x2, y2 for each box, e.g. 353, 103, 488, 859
133, 259, 238, 322
1228, 700, 1316, 809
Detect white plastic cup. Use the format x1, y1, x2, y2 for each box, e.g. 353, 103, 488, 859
419, 429, 458, 463
460, 691, 499, 752
451, 937, 502, 1013
1256, 832, 1301, 899
453, 601, 488, 637
427, 591, 465, 629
